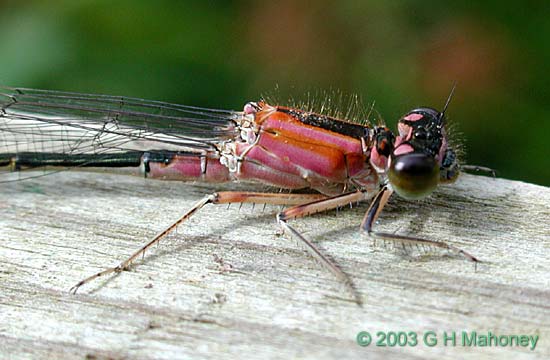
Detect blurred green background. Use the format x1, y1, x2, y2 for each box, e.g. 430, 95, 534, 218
0, 0, 548, 185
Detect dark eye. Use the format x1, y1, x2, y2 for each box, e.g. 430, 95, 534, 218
388, 153, 439, 200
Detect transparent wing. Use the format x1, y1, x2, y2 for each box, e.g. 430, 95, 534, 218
0, 86, 242, 178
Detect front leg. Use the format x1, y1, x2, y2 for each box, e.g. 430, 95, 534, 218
361, 186, 479, 263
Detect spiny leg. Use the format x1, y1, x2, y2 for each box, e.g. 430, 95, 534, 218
278, 190, 372, 305
460, 164, 496, 178
69, 191, 325, 293
361, 185, 479, 263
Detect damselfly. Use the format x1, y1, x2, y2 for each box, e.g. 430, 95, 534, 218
0, 86, 490, 303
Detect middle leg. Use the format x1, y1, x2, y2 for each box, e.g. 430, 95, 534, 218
278, 190, 372, 304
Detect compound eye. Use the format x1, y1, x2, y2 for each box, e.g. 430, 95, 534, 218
388, 153, 439, 200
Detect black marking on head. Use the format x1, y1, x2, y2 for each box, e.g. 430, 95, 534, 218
400, 108, 445, 157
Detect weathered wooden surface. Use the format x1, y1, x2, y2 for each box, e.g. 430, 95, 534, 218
0, 171, 548, 359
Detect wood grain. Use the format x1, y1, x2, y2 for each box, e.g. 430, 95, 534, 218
0, 170, 548, 359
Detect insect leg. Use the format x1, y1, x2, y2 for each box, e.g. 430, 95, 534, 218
460, 165, 496, 178
278, 191, 371, 304
361, 186, 479, 263
69, 191, 325, 293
